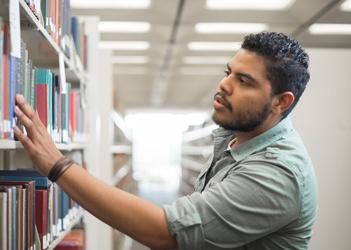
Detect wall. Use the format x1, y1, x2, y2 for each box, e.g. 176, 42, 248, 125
291, 49, 351, 250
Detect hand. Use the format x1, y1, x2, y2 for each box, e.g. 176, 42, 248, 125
13, 94, 63, 176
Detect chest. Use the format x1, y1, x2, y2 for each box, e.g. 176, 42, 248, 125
194, 151, 237, 192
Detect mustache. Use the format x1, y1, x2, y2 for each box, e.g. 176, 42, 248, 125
214, 92, 232, 111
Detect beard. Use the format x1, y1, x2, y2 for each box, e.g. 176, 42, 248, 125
212, 99, 272, 132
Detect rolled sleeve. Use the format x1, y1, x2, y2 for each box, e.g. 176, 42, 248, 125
163, 195, 204, 250
163, 161, 301, 250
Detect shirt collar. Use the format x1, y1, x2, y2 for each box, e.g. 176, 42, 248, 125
229, 117, 294, 162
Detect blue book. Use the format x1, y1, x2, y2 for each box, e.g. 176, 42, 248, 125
9, 56, 15, 140
71, 16, 80, 56
0, 170, 51, 189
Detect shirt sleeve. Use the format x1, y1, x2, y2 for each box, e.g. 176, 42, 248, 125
163, 160, 301, 250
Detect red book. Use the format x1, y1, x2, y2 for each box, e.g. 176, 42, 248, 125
54, 229, 84, 250
35, 190, 48, 249
36, 84, 48, 127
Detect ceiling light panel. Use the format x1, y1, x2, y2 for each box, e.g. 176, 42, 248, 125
340, 0, 351, 11
99, 22, 151, 33
99, 41, 150, 50
188, 42, 241, 51
195, 22, 268, 34
71, 0, 151, 9
206, 0, 295, 10
309, 24, 351, 35
183, 56, 230, 64
112, 56, 149, 64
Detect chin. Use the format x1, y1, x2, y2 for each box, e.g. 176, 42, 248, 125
212, 112, 232, 128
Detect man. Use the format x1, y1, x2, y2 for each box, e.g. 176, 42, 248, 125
14, 32, 317, 250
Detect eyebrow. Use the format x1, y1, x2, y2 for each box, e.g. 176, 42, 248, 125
226, 63, 258, 84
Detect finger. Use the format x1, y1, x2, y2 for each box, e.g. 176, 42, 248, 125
14, 126, 35, 153
15, 94, 43, 128
14, 105, 40, 140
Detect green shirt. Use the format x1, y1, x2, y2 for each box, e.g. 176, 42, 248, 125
164, 118, 318, 250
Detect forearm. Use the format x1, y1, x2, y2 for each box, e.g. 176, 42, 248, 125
57, 164, 177, 249
12, 95, 177, 249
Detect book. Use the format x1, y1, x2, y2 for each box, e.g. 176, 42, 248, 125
35, 189, 48, 249
0, 180, 36, 250
0, 170, 51, 189
0, 17, 3, 138
0, 187, 8, 250
54, 229, 84, 250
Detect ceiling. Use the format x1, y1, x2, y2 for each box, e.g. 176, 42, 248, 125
71, 0, 351, 112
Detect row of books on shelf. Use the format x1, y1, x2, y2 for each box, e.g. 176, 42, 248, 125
22, 0, 88, 66
0, 19, 85, 143
0, 169, 82, 250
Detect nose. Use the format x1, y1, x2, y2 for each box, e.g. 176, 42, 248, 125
218, 75, 232, 95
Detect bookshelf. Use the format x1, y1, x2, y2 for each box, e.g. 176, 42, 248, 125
180, 123, 216, 195
0, 139, 85, 151
0, 0, 89, 249
47, 209, 83, 250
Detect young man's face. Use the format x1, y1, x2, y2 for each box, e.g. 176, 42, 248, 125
212, 49, 274, 132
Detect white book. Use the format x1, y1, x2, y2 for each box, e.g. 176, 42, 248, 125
0, 191, 8, 250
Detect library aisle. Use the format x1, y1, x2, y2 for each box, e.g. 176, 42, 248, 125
0, 0, 350, 249
130, 178, 180, 250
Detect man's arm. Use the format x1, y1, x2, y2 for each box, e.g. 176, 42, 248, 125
13, 94, 177, 250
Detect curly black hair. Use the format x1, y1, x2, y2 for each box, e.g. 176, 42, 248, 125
241, 32, 310, 119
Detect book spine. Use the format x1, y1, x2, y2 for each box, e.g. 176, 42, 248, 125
0, 175, 49, 189
0, 18, 3, 138
35, 190, 47, 249
0, 191, 8, 250
9, 56, 15, 140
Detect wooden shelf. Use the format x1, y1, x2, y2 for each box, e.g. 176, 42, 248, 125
0, 139, 85, 151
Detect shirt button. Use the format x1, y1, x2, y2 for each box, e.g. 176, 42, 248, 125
265, 151, 279, 159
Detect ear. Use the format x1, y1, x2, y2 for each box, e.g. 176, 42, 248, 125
272, 91, 295, 115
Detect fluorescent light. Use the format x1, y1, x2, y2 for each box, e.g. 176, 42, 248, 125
99, 22, 151, 33
71, 0, 151, 9
195, 22, 268, 34
206, 0, 295, 10
99, 41, 150, 50
341, 0, 351, 11
309, 24, 351, 35
188, 42, 241, 51
112, 56, 149, 64
182, 56, 230, 64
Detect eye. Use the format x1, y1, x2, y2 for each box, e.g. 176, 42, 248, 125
238, 76, 250, 85
224, 70, 230, 77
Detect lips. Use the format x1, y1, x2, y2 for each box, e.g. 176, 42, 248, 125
213, 93, 230, 110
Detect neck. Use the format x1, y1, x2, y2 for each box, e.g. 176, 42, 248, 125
234, 116, 281, 146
